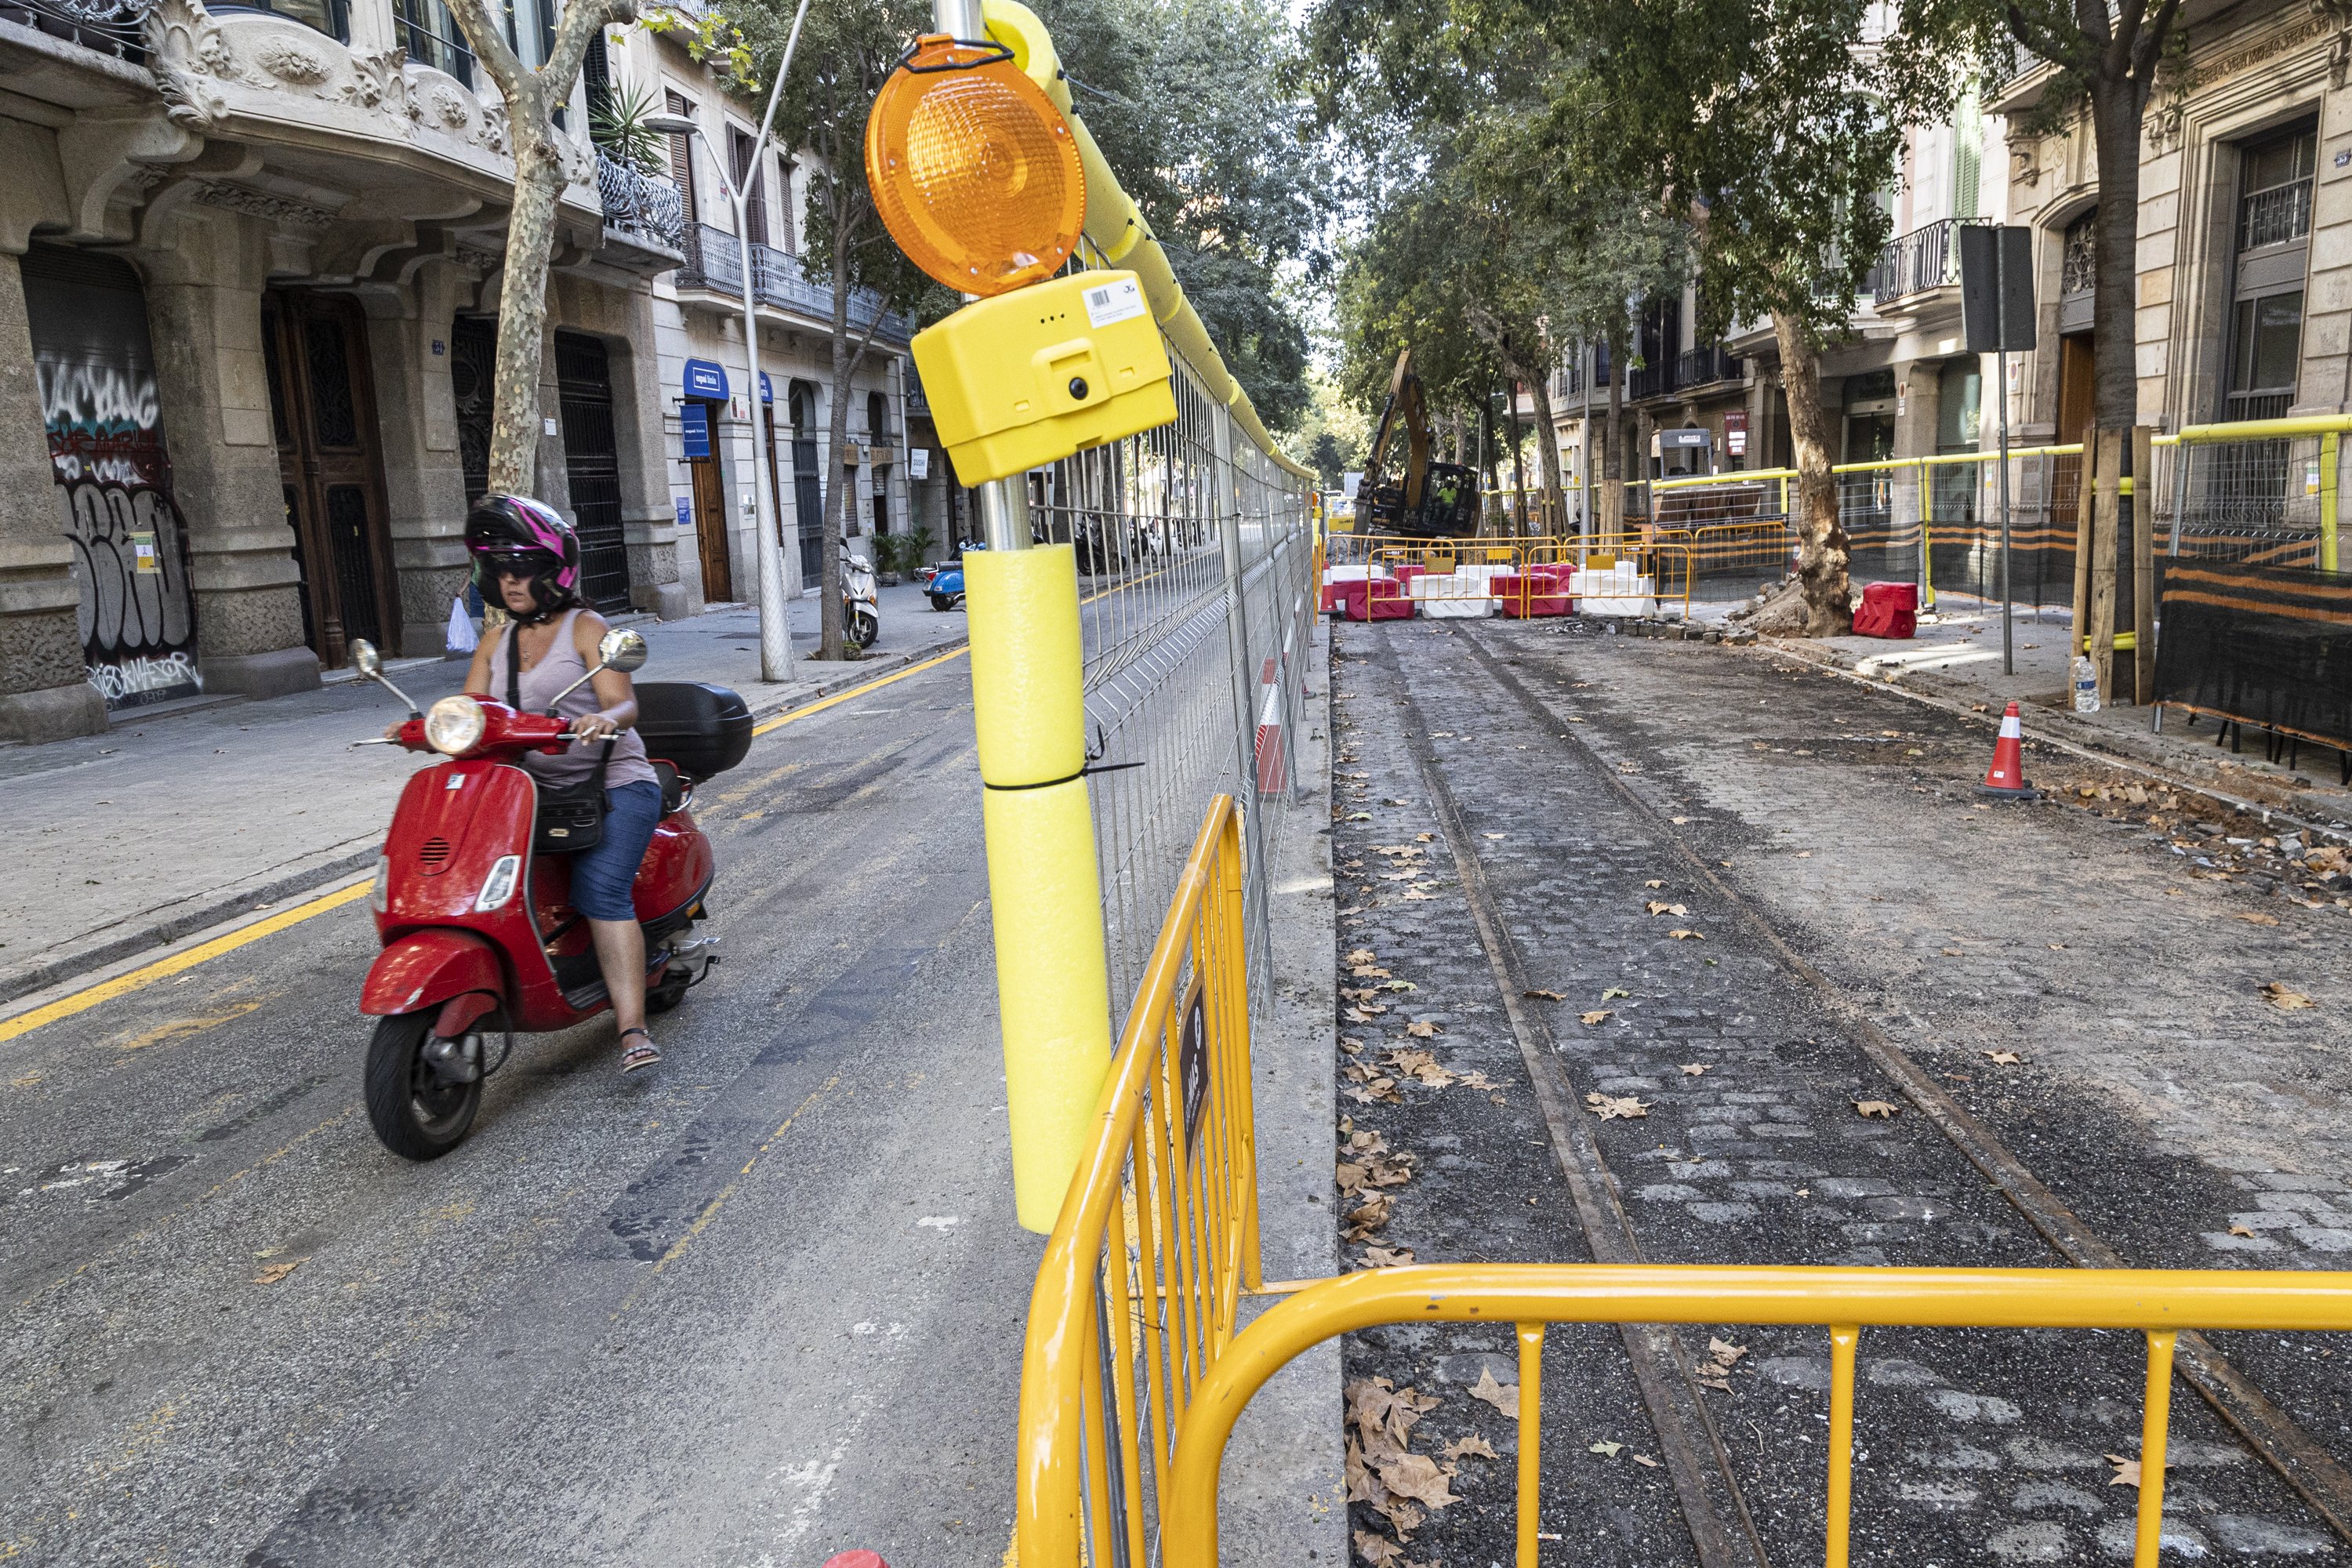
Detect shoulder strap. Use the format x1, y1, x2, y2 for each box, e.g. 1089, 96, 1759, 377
504, 624, 522, 710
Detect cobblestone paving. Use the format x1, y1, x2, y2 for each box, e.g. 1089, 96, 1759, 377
1329, 617, 2346, 1568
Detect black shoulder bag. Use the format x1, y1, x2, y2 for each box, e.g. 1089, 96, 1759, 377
508, 625, 613, 855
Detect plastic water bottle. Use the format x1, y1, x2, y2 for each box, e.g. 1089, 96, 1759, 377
2072, 655, 2100, 714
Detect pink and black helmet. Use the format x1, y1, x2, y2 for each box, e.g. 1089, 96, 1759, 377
464, 494, 581, 622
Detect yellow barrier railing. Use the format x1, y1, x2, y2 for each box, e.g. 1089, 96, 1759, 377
1015, 795, 1261, 1566
1319, 532, 1699, 620
1160, 1264, 2352, 1568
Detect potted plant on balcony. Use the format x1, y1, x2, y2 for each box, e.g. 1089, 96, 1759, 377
590, 78, 669, 176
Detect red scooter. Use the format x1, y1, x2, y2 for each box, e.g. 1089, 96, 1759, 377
347, 632, 750, 1160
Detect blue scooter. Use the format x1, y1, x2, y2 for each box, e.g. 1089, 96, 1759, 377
924, 540, 985, 612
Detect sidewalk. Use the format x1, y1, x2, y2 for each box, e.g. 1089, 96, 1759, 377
0, 584, 971, 1004
1671, 594, 2352, 836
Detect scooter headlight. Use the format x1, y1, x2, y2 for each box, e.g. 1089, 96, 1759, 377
474, 853, 521, 912
424, 695, 488, 757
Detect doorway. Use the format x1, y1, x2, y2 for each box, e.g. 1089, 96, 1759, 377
789, 382, 823, 585
685, 400, 733, 603
554, 332, 630, 611
2053, 332, 2094, 539
263, 291, 397, 666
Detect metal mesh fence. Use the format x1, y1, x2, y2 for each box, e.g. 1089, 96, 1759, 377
1018, 303, 1313, 1027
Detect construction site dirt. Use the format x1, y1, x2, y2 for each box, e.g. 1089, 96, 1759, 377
1326, 615, 2350, 1568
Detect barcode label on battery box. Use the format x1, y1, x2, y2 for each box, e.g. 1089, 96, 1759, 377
1082, 277, 1147, 328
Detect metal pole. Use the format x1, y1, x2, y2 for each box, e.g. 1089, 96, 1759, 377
713, 0, 811, 682
1997, 340, 2013, 674
1211, 402, 1270, 973
930, 0, 1031, 552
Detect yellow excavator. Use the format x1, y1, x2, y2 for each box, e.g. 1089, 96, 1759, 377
1353, 350, 1482, 538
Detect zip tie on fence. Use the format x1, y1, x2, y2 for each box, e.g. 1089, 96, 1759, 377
984, 759, 1147, 791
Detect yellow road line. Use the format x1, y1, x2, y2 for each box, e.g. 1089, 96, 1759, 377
750, 646, 971, 737
0, 882, 372, 1047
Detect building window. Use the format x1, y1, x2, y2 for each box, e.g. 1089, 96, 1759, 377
2238, 124, 2315, 252
216, 0, 349, 39
665, 90, 699, 229
2060, 209, 2097, 299
397, 0, 474, 84
2226, 292, 2303, 423
730, 127, 767, 248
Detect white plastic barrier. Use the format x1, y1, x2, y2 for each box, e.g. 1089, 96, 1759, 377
1411, 569, 1499, 618
1570, 565, 1656, 617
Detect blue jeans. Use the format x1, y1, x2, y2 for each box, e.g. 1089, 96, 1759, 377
568, 779, 664, 921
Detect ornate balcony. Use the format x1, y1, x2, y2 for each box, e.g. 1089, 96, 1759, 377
1, 0, 155, 60
1871, 217, 1987, 303
675, 222, 911, 344
595, 149, 684, 253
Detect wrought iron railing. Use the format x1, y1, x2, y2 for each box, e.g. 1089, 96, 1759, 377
1871, 216, 1987, 303
675, 223, 911, 343
2239, 180, 2312, 252
1, 0, 156, 60
1629, 343, 1737, 401
594, 150, 684, 252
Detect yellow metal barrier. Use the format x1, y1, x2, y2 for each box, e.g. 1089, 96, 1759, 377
1319, 532, 1697, 620
1159, 1264, 2352, 1568
1015, 795, 1261, 1566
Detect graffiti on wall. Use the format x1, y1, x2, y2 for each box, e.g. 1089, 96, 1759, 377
26, 255, 204, 710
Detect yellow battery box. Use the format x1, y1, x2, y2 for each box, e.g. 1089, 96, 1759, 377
910, 270, 1176, 486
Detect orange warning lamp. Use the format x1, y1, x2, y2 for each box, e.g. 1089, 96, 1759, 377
865, 34, 1086, 296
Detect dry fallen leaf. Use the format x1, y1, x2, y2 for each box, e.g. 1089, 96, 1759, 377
2236, 912, 2281, 927
2105, 1454, 2142, 1489
1588, 1439, 1625, 1458
1643, 880, 1665, 889
1632, 1454, 1661, 1469
1602, 987, 1631, 1000
1375, 1451, 1461, 1510
1669, 816, 1691, 825
1940, 947, 1964, 956
1708, 1337, 1748, 1369
1525, 988, 1567, 1001
1469, 1367, 1519, 1417
253, 1261, 303, 1286
1443, 1435, 1499, 1462
2262, 982, 2315, 1011
1346, 949, 1377, 965
1681, 1063, 1710, 1076
1984, 1050, 2022, 1065
1404, 1019, 1441, 1038
1668, 929, 1705, 942
1363, 1246, 1417, 1269
1581, 1009, 1613, 1025
1854, 1099, 1899, 1120
1586, 1092, 1650, 1120
1483, 832, 1507, 840
2230, 1225, 2256, 1239
1414, 832, 1434, 843
1354, 1529, 1409, 1568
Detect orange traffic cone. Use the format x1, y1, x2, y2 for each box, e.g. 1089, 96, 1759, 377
1979, 700, 2038, 799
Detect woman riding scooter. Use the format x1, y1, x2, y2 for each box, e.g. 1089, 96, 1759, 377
387, 495, 668, 1073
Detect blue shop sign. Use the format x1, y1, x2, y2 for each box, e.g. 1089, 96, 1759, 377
760, 372, 774, 405
683, 358, 728, 400
681, 401, 711, 459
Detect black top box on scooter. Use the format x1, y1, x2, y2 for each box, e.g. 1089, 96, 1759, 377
635, 682, 753, 781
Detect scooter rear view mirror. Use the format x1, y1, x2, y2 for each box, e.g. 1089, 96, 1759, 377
546, 627, 648, 713
350, 638, 421, 717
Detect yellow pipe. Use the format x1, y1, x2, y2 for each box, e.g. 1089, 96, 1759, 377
965, 544, 1114, 1233
2134, 1332, 2178, 1568
2324, 430, 2340, 573
1515, 1323, 1543, 1568
2175, 412, 2352, 443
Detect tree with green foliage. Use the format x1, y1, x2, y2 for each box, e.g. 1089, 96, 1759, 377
729, 0, 950, 659
1896, 0, 2182, 434
1030, 0, 1327, 430
1512, 0, 1950, 632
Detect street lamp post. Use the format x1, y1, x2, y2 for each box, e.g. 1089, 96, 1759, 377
647, 0, 812, 683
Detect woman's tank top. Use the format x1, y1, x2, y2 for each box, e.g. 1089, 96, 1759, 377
487, 609, 658, 791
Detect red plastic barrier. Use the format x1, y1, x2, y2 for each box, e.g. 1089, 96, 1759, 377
1494, 574, 1570, 618
1852, 581, 1917, 639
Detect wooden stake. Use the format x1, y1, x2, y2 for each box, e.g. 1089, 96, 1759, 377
2132, 425, 2156, 706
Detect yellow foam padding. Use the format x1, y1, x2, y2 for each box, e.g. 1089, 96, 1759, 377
967, 544, 1087, 786
983, 0, 1066, 107
982, 775, 1114, 1233
1068, 117, 1145, 260
913, 272, 1178, 487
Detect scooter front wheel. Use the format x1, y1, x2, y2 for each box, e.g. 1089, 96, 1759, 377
851, 609, 880, 650
364, 1011, 481, 1160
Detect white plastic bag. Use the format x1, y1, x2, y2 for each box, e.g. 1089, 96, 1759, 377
446, 595, 479, 654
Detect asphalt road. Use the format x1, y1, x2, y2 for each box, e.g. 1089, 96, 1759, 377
2, 655, 1040, 1568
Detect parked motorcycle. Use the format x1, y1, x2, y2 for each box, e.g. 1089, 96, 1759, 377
347, 632, 750, 1160
926, 540, 985, 612
843, 540, 880, 651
